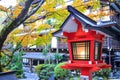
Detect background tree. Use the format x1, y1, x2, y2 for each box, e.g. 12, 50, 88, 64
0, 0, 45, 72
0, 0, 103, 72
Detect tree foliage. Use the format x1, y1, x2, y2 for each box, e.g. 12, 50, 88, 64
54, 62, 68, 79
0, 0, 106, 72
0, 0, 45, 72
35, 64, 55, 80
0, 0, 102, 48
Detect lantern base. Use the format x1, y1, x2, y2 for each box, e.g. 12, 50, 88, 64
61, 62, 111, 71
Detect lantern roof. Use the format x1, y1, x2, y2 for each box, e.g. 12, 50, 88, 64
53, 5, 120, 41
110, 2, 120, 13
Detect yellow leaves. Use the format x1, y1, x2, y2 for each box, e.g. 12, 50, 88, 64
35, 32, 52, 46
71, 0, 109, 21
90, 0, 100, 10
21, 35, 32, 46
73, 0, 87, 12
35, 36, 45, 46
39, 0, 65, 15
46, 0, 57, 4
42, 5, 55, 13
13, 33, 37, 47
40, 0, 57, 13
99, 10, 110, 17
87, 13, 99, 21
4, 0, 108, 48
37, 24, 51, 31
5, 29, 21, 43
5, 27, 39, 47
87, 9, 110, 21
25, 23, 36, 31
31, 33, 39, 38
0, 5, 9, 12
76, 5, 86, 12
109, 0, 114, 2
84, 0, 100, 8
12, 4, 23, 18
0, 12, 5, 16
11, 29, 22, 34
73, 0, 100, 12
73, 0, 84, 7
27, 15, 38, 22
1, 52, 5, 57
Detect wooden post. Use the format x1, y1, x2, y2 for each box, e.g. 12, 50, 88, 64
29, 59, 33, 73
37, 60, 39, 65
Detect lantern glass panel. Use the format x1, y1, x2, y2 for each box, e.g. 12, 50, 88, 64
94, 41, 101, 60
71, 41, 90, 60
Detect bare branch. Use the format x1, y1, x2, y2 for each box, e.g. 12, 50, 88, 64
24, 9, 67, 24
24, 12, 55, 24
26, 0, 45, 18
24, 15, 46, 24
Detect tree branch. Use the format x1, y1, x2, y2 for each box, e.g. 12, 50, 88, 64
26, 0, 45, 18
24, 15, 46, 24
15, 0, 45, 30
24, 12, 51, 24
24, 9, 67, 24
1, 50, 12, 57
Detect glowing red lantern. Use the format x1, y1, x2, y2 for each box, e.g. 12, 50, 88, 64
53, 6, 116, 80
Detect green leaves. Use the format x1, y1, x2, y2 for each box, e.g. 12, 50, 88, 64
93, 68, 111, 79
3, 50, 24, 78
35, 64, 55, 80
42, 47, 48, 56
35, 64, 44, 78
54, 62, 67, 79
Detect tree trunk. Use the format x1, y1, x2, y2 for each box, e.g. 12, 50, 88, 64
56, 59, 58, 64
0, 52, 2, 72
0, 0, 45, 72
0, 31, 9, 72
